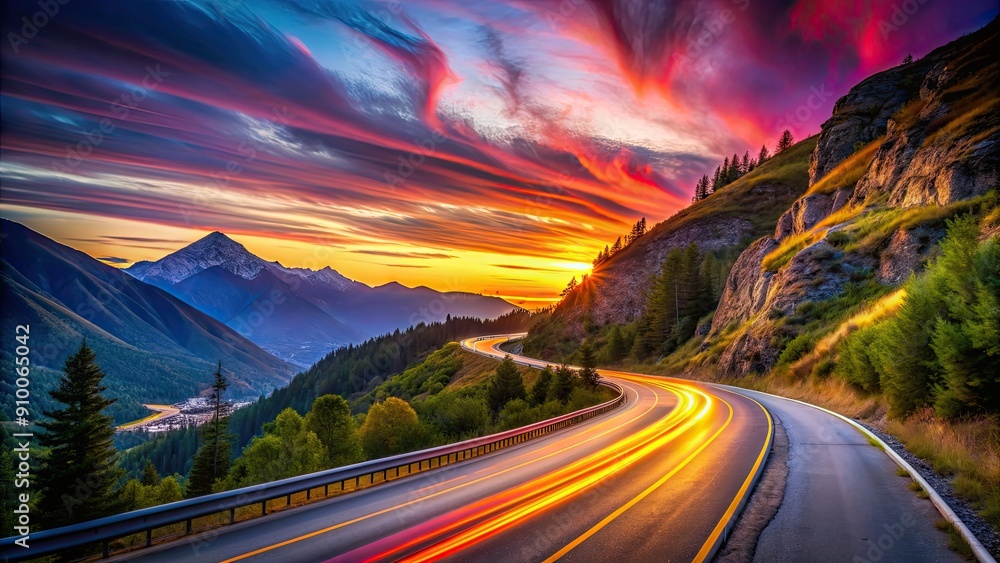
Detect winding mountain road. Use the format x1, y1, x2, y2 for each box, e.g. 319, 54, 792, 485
119, 335, 960, 562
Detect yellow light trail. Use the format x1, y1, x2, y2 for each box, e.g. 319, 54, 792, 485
379, 378, 727, 562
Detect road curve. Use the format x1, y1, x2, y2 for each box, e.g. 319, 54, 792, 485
466, 337, 964, 563
122, 336, 771, 562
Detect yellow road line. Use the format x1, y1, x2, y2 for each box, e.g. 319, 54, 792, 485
692, 393, 773, 562
220, 379, 658, 562
542, 390, 735, 563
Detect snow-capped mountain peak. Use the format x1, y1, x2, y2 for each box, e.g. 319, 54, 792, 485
126, 231, 268, 283
125, 231, 355, 290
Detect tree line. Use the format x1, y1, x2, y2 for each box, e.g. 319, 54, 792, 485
8, 334, 608, 535
591, 217, 648, 268
692, 129, 795, 202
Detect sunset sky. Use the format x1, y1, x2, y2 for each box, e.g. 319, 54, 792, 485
1, 0, 996, 307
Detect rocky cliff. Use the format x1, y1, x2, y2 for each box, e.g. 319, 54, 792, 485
709, 17, 999, 377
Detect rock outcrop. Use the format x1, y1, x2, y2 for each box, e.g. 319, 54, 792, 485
709, 237, 776, 335
710, 18, 999, 378
773, 190, 852, 239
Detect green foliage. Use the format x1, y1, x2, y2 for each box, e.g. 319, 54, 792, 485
141, 460, 161, 487
186, 416, 234, 497
634, 243, 717, 358
187, 364, 234, 498
369, 344, 462, 403
487, 356, 526, 415
553, 365, 576, 404
567, 387, 611, 411
36, 342, 124, 529
358, 397, 424, 459
497, 399, 534, 430
529, 367, 554, 406
577, 342, 600, 389
226, 408, 326, 488
306, 394, 363, 468
836, 325, 882, 392
227, 310, 530, 449
117, 425, 200, 480
835, 216, 1000, 418
121, 475, 183, 511
417, 392, 490, 439
776, 332, 815, 366
604, 325, 629, 362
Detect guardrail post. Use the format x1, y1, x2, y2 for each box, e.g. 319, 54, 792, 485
261, 500, 266, 515
146, 528, 152, 547
230, 508, 235, 523
307, 488, 311, 500
103, 539, 109, 558
286, 494, 291, 506
186, 518, 192, 535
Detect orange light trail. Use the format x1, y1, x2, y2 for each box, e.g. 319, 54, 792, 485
353, 366, 729, 562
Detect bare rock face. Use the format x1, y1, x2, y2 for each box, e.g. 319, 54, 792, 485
717, 325, 780, 377
768, 240, 855, 314
853, 23, 999, 206
808, 61, 930, 186
712, 237, 866, 377
709, 237, 777, 336
775, 189, 854, 240
879, 230, 921, 285
878, 227, 942, 284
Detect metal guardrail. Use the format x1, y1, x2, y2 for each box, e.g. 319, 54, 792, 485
1, 378, 624, 561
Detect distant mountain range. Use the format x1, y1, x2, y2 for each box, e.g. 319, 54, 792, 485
125, 232, 518, 366
0, 220, 295, 424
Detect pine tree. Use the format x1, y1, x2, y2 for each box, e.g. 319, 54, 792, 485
487, 356, 526, 415
141, 460, 161, 487
776, 129, 794, 153
720, 157, 730, 185
577, 342, 600, 389
606, 325, 628, 361
560, 276, 578, 297
530, 367, 554, 406
186, 363, 233, 498
553, 365, 575, 403
729, 153, 740, 182
694, 176, 707, 201
611, 236, 623, 253
741, 151, 751, 175
37, 341, 124, 529
711, 166, 722, 194
757, 144, 769, 165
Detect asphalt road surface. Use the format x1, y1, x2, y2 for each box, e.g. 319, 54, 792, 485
121, 336, 771, 562
119, 335, 959, 562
